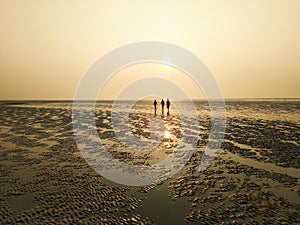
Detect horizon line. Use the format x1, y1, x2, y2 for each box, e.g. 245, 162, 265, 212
0, 97, 300, 102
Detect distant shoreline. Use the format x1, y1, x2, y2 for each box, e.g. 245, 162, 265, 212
0, 98, 300, 105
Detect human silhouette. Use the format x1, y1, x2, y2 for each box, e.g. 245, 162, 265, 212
161, 99, 165, 113
166, 98, 170, 115
153, 99, 157, 115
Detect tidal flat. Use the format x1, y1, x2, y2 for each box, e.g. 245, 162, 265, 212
0, 100, 299, 224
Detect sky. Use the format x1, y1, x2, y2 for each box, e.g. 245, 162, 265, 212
0, 0, 299, 100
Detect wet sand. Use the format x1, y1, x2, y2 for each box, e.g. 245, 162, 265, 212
0, 100, 299, 224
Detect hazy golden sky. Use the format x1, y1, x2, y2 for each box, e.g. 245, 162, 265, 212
0, 0, 299, 100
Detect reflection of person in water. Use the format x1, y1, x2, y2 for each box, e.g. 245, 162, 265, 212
166, 98, 170, 115
161, 99, 165, 113
153, 99, 157, 114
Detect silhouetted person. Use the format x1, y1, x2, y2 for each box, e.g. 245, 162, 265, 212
161, 99, 165, 113
166, 98, 170, 115
153, 99, 157, 115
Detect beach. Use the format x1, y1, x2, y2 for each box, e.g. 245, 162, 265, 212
0, 100, 299, 224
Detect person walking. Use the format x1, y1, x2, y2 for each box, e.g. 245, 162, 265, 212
161, 99, 165, 113
166, 98, 170, 115
153, 99, 157, 114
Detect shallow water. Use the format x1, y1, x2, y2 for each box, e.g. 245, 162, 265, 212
0, 100, 299, 224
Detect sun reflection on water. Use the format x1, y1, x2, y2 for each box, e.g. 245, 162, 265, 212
164, 131, 170, 139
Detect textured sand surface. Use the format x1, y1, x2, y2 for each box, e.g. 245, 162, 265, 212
0, 100, 299, 224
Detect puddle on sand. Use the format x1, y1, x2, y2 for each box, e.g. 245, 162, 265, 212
135, 187, 197, 225
8, 192, 37, 213
222, 151, 300, 178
